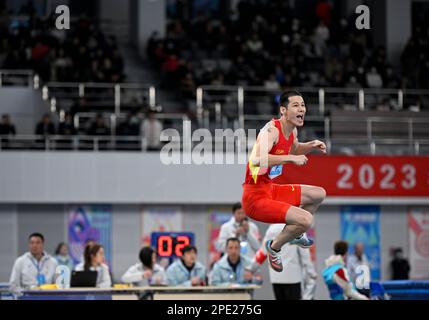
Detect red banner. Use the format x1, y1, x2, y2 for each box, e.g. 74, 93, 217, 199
274, 156, 429, 197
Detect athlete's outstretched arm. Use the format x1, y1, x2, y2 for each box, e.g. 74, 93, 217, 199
291, 129, 327, 155
250, 122, 308, 168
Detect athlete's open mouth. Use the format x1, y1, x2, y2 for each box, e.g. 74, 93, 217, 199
297, 115, 304, 120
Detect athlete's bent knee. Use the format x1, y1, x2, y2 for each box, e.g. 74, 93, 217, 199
314, 187, 326, 203
299, 212, 313, 230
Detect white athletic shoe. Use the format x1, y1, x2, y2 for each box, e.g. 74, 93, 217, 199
289, 233, 314, 248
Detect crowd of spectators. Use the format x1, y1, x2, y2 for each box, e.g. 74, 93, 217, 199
0, 110, 164, 152
0, 1, 124, 83
147, 0, 426, 107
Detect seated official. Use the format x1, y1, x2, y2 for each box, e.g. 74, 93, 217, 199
121, 246, 167, 286
166, 245, 206, 286
75, 244, 111, 288
209, 237, 262, 286
9, 233, 58, 295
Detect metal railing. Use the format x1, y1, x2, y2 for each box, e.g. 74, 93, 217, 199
1, 134, 428, 155
0, 70, 34, 87
43, 82, 157, 115
1, 70, 429, 154
72, 112, 189, 134
197, 85, 429, 128
0, 134, 147, 151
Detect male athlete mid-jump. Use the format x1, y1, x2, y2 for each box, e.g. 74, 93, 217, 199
242, 90, 326, 272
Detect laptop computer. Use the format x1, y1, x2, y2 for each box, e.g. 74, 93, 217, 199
70, 271, 98, 288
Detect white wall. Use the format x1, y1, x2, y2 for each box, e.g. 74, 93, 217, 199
0, 88, 48, 135
0, 205, 17, 283
386, 0, 412, 65
137, 0, 166, 56
0, 152, 245, 204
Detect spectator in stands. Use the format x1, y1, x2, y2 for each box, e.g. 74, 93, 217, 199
121, 246, 167, 286
117, 112, 140, 136
216, 202, 261, 260
166, 245, 206, 286
52, 47, 72, 82
0, 114, 16, 135
58, 112, 76, 135
87, 113, 110, 136
9, 233, 58, 295
246, 33, 263, 54
75, 244, 111, 288
209, 237, 262, 286
54, 242, 73, 271
161, 54, 179, 88
35, 114, 55, 136
409, 98, 423, 112
366, 67, 383, 88
390, 247, 410, 280
264, 74, 280, 90
313, 20, 330, 57
0, 113, 16, 149
69, 98, 88, 118
179, 73, 196, 101
141, 110, 163, 151
322, 240, 369, 300
31, 39, 50, 80
2, 13, 125, 83
315, 0, 333, 26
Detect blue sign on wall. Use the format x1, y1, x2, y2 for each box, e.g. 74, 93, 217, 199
340, 205, 381, 280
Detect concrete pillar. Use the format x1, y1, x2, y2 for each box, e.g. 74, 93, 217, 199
133, 0, 166, 57
385, 0, 412, 65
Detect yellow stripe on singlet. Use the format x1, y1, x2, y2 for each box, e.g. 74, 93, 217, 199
249, 160, 260, 184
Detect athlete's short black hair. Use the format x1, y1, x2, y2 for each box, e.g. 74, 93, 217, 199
334, 240, 349, 256
29, 233, 45, 242
279, 90, 303, 108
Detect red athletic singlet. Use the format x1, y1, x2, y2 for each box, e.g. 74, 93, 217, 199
244, 119, 294, 185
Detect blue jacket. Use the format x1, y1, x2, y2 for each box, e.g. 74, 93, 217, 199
166, 259, 206, 286
322, 262, 345, 300
322, 255, 367, 300
209, 254, 254, 286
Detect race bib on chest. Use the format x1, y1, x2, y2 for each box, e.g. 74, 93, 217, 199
268, 165, 283, 179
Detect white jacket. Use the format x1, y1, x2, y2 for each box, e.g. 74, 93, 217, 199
121, 262, 167, 286
347, 253, 370, 283
9, 252, 58, 295
75, 262, 112, 288
216, 217, 261, 259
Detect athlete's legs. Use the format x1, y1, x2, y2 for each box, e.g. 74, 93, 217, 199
300, 185, 326, 215
270, 206, 313, 251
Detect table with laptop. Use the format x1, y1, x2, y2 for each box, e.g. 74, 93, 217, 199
19, 270, 260, 300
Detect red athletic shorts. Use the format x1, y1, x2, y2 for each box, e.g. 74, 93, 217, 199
241, 183, 301, 224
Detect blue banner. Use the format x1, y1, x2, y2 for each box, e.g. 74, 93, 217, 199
340, 205, 381, 280
68, 205, 112, 267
